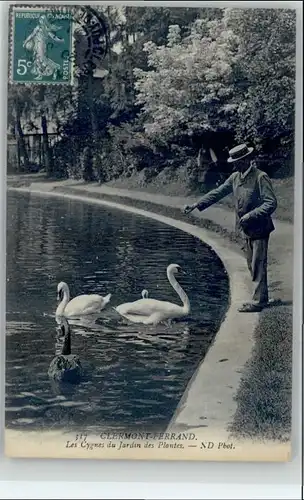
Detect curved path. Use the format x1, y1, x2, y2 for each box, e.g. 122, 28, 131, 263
8, 180, 262, 440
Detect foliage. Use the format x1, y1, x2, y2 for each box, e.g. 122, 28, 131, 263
134, 18, 238, 143
7, 6, 296, 181
225, 8, 296, 175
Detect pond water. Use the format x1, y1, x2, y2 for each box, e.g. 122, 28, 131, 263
6, 191, 229, 433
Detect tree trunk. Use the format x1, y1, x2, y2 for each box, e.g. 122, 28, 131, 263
15, 99, 29, 172
82, 70, 95, 181
16, 137, 22, 173
82, 146, 94, 181
38, 136, 42, 167
41, 113, 53, 177
87, 72, 99, 139
37, 86, 53, 177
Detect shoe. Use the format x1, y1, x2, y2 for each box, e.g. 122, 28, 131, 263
238, 303, 263, 313
260, 298, 281, 308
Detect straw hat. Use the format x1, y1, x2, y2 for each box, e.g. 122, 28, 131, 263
227, 144, 254, 163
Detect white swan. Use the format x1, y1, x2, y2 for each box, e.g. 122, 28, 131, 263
141, 289, 149, 299
115, 264, 190, 325
56, 281, 111, 318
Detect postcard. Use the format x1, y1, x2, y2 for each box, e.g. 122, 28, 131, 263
5, 2, 298, 461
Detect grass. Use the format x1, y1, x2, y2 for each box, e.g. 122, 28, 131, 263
108, 174, 295, 224
228, 305, 292, 442
54, 185, 293, 443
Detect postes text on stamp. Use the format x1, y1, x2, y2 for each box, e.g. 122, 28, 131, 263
11, 7, 73, 84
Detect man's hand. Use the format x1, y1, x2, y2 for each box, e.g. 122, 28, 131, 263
240, 213, 251, 225
183, 204, 197, 215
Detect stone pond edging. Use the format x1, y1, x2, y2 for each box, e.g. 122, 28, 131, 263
8, 183, 259, 438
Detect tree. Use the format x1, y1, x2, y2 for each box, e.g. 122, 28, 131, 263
102, 7, 205, 123
123, 6, 211, 47
35, 86, 53, 176
134, 18, 238, 146
71, 5, 110, 181
10, 6, 294, 184
8, 85, 31, 172
30, 84, 76, 176
225, 8, 296, 175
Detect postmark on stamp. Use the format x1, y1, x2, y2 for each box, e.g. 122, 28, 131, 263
72, 6, 109, 77
10, 7, 73, 84
10, 5, 109, 84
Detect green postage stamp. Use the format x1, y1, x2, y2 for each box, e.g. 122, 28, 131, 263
10, 7, 73, 84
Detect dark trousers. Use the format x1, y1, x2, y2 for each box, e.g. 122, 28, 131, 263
245, 237, 269, 304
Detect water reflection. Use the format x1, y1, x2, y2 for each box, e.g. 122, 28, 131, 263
48, 316, 84, 396
54, 316, 71, 355
6, 192, 229, 432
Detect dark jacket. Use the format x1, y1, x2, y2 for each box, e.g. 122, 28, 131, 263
196, 166, 277, 239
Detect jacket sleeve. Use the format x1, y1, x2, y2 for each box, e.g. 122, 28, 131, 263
196, 174, 234, 211
247, 173, 277, 219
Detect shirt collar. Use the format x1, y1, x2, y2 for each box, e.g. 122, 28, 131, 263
240, 165, 253, 180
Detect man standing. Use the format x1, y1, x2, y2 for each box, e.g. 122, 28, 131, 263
183, 144, 277, 313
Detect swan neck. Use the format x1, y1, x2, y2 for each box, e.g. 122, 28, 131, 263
62, 326, 71, 355
63, 285, 70, 303
56, 285, 70, 315
55, 322, 71, 356
167, 270, 190, 313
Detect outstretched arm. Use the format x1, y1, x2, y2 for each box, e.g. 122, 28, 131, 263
184, 174, 235, 214
48, 32, 64, 42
